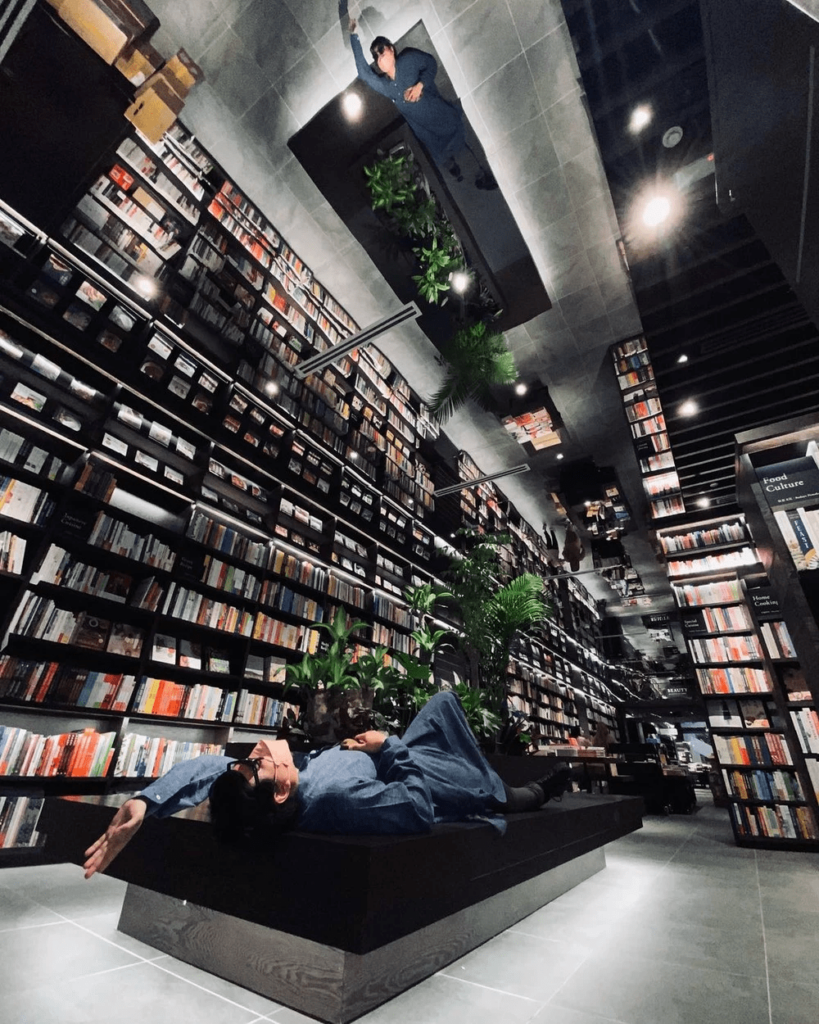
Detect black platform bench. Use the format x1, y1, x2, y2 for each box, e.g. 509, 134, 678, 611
41, 790, 642, 1023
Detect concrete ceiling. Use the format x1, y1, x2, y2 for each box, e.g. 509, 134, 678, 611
141, 0, 673, 646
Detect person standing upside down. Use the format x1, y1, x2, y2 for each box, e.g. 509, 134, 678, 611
83, 692, 571, 878
349, 19, 495, 188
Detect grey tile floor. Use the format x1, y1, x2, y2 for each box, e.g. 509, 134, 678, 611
1, 804, 818, 1024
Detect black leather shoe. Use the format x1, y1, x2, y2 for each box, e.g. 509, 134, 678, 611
534, 767, 573, 803
475, 173, 499, 191
448, 161, 463, 182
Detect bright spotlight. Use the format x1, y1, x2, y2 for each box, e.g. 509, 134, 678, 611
643, 196, 671, 226
342, 91, 363, 120
696, 497, 711, 508
514, 383, 528, 395
135, 275, 157, 298
677, 353, 688, 363
556, 453, 564, 460
629, 105, 652, 133
679, 399, 699, 417
450, 270, 470, 294
264, 381, 279, 395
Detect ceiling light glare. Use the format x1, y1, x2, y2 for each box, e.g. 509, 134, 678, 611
696, 497, 711, 508
450, 270, 471, 294
643, 195, 672, 227
514, 382, 528, 395
135, 275, 157, 298
556, 453, 564, 460
677, 353, 688, 363
629, 105, 652, 133
264, 381, 279, 395
342, 91, 363, 120
679, 399, 699, 416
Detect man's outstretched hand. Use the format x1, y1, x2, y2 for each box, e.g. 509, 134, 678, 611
341, 731, 388, 754
349, 16, 357, 33
83, 798, 147, 879
403, 82, 423, 102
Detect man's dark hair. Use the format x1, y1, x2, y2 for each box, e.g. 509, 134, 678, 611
369, 35, 395, 73
208, 770, 299, 845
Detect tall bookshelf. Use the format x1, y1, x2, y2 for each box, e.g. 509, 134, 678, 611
657, 512, 819, 847
611, 336, 684, 520
735, 416, 819, 833
0, 115, 626, 851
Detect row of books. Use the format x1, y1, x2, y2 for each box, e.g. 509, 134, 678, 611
0, 726, 116, 777
696, 666, 771, 694
0, 427, 65, 481
690, 634, 763, 664
760, 620, 798, 660
8, 595, 144, 652
674, 579, 743, 607
132, 677, 237, 721
244, 654, 286, 684
723, 768, 804, 803
371, 594, 412, 629
149, 635, 231, 672
199, 555, 261, 601
233, 692, 299, 727
187, 509, 268, 566
161, 583, 254, 635
0, 477, 55, 525
730, 801, 818, 840
41, 668, 137, 711
659, 520, 746, 553
712, 732, 793, 767
326, 574, 367, 608
667, 547, 758, 577
87, 510, 177, 571
372, 621, 413, 654
113, 734, 224, 778
32, 545, 132, 601
790, 708, 819, 755
260, 582, 324, 622
0, 795, 43, 849
0, 530, 25, 574
682, 604, 753, 634
650, 495, 685, 518
251, 614, 320, 652
774, 506, 819, 571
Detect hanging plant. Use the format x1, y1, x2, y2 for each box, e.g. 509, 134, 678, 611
427, 320, 517, 422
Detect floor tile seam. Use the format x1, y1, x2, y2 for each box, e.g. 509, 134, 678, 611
148, 956, 284, 1016
433, 0, 483, 34
581, 943, 771, 982
66, 916, 167, 961
0, 917, 66, 934
754, 850, 775, 1024
434, 968, 543, 1004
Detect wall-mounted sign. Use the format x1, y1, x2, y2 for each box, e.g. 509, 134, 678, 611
642, 612, 673, 627
756, 458, 819, 508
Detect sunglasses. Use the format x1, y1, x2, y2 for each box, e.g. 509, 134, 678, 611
227, 757, 265, 785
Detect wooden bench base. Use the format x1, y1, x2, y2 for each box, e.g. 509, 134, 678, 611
119, 847, 605, 1024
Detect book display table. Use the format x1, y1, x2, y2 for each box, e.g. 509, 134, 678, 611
41, 791, 642, 1023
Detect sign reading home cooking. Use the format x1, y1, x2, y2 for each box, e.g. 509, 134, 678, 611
755, 458, 819, 507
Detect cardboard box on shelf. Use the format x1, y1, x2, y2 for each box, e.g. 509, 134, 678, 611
164, 50, 204, 88
125, 77, 184, 144
115, 41, 162, 86
47, 0, 130, 64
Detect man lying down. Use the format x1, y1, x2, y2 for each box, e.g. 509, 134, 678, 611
83, 692, 571, 878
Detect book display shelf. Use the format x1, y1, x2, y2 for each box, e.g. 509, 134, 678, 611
611, 336, 684, 520
733, 416, 819, 844
0, 115, 623, 853
658, 512, 819, 847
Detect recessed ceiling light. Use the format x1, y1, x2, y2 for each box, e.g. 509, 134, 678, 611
450, 271, 471, 294
556, 453, 564, 460
350, 451, 358, 459
135, 275, 157, 298
662, 125, 684, 148
341, 91, 363, 119
643, 196, 672, 226
264, 381, 279, 395
696, 497, 711, 508
679, 399, 699, 416
584, 500, 591, 507
677, 353, 688, 363
629, 105, 652, 133
514, 382, 528, 395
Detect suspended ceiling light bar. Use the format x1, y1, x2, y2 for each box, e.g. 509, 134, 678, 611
294, 301, 421, 379
436, 463, 531, 496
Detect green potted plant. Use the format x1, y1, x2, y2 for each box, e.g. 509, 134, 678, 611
427, 321, 517, 423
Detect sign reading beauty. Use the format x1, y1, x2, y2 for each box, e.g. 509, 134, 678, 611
755, 457, 819, 507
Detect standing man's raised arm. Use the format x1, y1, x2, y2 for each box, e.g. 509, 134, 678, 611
349, 20, 392, 96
